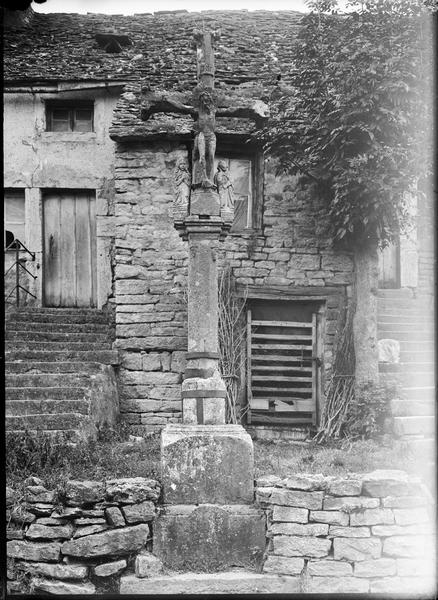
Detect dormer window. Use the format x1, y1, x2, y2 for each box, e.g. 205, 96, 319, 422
46, 102, 94, 132
95, 32, 131, 54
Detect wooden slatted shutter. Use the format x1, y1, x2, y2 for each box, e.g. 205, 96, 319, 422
247, 308, 321, 425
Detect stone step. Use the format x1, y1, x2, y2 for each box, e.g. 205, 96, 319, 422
6, 321, 109, 333
5, 350, 119, 364
377, 300, 434, 311
6, 310, 110, 324
378, 322, 433, 332
393, 416, 435, 436
399, 350, 435, 363
402, 436, 436, 457
6, 429, 82, 442
377, 313, 434, 323
6, 387, 88, 401
391, 398, 435, 417
120, 571, 300, 595
397, 372, 435, 387
5, 361, 104, 374
379, 362, 434, 373
6, 412, 90, 431
378, 288, 414, 298
377, 331, 434, 342
5, 330, 110, 343
6, 398, 90, 417
397, 340, 434, 351
7, 341, 113, 352
401, 386, 435, 401
6, 372, 97, 388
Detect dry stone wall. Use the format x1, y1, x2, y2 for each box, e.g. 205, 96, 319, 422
7, 469, 434, 595
113, 141, 355, 431
6, 476, 161, 595
256, 469, 436, 594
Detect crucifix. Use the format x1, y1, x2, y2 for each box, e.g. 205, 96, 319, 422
141, 29, 268, 425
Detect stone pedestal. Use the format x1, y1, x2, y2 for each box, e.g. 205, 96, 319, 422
161, 424, 254, 505
154, 504, 265, 572
156, 424, 265, 572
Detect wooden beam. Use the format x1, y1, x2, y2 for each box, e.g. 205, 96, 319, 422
250, 411, 314, 424
251, 354, 312, 363
252, 333, 313, 341
252, 320, 312, 328
252, 375, 312, 383
252, 365, 313, 372
236, 284, 344, 299
252, 344, 312, 351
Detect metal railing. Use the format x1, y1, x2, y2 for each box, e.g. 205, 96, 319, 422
4, 238, 37, 306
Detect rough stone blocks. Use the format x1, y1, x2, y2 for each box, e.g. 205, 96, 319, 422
161, 424, 254, 504
154, 504, 266, 572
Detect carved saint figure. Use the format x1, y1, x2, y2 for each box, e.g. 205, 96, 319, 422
173, 158, 191, 219
214, 161, 235, 210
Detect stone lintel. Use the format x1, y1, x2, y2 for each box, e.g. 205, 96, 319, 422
160, 424, 254, 505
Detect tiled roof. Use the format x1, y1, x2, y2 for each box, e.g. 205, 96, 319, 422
4, 9, 303, 140
3, 9, 303, 89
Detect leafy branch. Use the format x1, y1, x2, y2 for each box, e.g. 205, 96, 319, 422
259, 0, 435, 249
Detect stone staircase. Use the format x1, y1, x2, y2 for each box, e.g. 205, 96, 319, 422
5, 307, 119, 442
377, 289, 435, 454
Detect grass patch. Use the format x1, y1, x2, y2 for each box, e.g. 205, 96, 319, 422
253, 436, 432, 481
6, 423, 161, 491
6, 425, 433, 492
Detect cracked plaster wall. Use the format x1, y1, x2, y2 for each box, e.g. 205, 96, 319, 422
4, 88, 120, 308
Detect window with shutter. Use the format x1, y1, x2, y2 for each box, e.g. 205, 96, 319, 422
46, 102, 94, 132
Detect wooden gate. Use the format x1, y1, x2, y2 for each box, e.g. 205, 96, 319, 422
43, 190, 97, 307
246, 308, 323, 425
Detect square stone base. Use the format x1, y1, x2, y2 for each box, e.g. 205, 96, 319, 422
153, 504, 266, 572
161, 424, 254, 504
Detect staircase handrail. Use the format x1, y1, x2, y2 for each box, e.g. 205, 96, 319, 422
4, 237, 37, 306
5, 238, 36, 260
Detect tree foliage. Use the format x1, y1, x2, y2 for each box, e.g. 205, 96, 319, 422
261, 0, 435, 249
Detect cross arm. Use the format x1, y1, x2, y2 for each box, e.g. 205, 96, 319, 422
141, 91, 196, 121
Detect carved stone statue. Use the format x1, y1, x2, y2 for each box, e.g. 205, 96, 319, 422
140, 28, 269, 222
192, 85, 217, 189
173, 158, 191, 220
214, 161, 234, 210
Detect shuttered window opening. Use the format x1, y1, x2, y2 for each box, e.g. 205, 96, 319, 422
247, 309, 320, 425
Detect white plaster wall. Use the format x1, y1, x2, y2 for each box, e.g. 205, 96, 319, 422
4, 88, 120, 308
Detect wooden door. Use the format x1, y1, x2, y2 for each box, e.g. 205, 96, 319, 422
246, 307, 322, 426
378, 242, 400, 288
43, 190, 96, 307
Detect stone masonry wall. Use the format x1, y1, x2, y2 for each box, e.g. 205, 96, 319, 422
7, 469, 434, 595
113, 141, 355, 433
7, 476, 161, 595
256, 469, 436, 594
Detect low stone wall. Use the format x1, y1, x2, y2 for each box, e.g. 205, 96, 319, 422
6, 477, 161, 595
7, 469, 435, 595
256, 469, 436, 594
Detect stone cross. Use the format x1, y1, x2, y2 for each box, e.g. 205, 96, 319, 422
141, 30, 269, 424
181, 30, 227, 425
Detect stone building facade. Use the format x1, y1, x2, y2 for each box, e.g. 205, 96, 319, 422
3, 8, 434, 439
